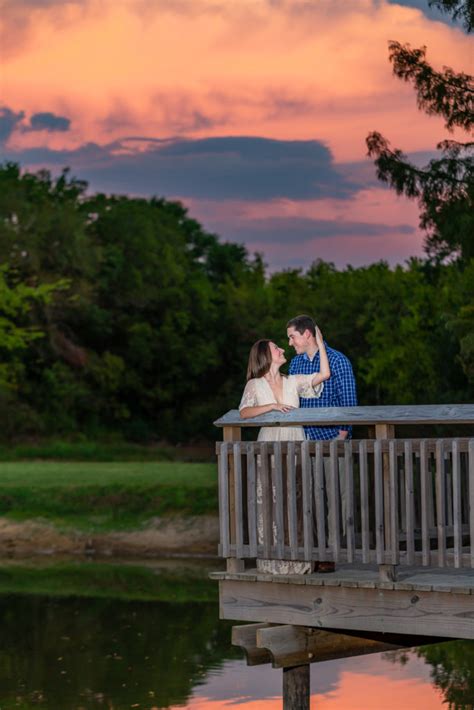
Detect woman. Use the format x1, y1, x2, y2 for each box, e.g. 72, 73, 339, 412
238, 327, 330, 573
239, 326, 330, 438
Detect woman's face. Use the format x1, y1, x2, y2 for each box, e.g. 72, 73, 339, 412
269, 341, 286, 366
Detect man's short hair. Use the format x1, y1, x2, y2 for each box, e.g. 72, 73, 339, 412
286, 314, 316, 337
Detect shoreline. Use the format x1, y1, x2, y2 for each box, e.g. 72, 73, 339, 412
0, 515, 220, 559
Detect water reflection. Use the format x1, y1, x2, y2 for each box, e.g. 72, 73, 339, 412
0, 595, 237, 709
0, 561, 471, 709
392, 641, 474, 710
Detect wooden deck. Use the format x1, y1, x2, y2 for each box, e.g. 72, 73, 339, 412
213, 404, 474, 642
211, 404, 474, 706
211, 563, 474, 639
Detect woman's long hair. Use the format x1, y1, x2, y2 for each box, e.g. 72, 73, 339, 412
246, 339, 272, 381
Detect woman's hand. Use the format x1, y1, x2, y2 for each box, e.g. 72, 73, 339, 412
315, 325, 324, 346
273, 403, 295, 413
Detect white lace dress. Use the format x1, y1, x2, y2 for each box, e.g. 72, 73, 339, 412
239, 375, 324, 574
238, 375, 323, 440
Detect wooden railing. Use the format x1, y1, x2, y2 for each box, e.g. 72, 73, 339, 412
214, 405, 474, 573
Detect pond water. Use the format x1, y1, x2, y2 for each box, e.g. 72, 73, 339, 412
0, 560, 473, 709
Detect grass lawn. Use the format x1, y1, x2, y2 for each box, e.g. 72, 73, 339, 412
0, 461, 218, 531
0, 461, 216, 487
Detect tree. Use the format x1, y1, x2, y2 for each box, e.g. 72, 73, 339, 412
366, 39, 473, 262
429, 0, 474, 32
0, 264, 67, 389
366, 2, 473, 410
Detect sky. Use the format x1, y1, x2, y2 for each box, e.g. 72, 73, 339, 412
0, 0, 472, 270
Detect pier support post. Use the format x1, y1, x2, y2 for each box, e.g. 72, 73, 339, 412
283, 664, 310, 710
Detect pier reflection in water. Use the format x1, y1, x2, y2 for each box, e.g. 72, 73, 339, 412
0, 561, 472, 709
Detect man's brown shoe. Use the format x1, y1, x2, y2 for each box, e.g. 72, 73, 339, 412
318, 561, 335, 573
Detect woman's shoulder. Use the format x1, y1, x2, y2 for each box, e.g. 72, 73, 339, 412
243, 377, 264, 389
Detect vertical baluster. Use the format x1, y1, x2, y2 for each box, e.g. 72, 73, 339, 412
389, 440, 399, 565
314, 441, 326, 562
452, 439, 462, 569
329, 439, 341, 562
413, 450, 421, 534
345, 441, 355, 563
426, 451, 435, 530
359, 440, 370, 564
233, 442, 244, 559
301, 440, 313, 563
436, 439, 446, 567
446, 450, 453, 527
405, 440, 415, 566
260, 442, 273, 560
399, 465, 406, 535
218, 442, 230, 557
273, 442, 284, 559
461, 448, 469, 524
420, 440, 430, 566
374, 440, 384, 564
286, 442, 298, 560
469, 439, 474, 569
246, 443, 258, 558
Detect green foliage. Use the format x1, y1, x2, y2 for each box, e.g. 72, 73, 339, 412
0, 162, 472, 443
429, 0, 474, 32
416, 640, 474, 708
0, 264, 67, 389
367, 41, 473, 261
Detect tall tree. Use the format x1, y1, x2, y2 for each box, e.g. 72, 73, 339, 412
366, 39, 473, 262
429, 0, 474, 31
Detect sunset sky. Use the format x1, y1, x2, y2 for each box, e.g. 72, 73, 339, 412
0, 0, 472, 269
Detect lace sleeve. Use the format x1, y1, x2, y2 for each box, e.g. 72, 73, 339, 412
293, 374, 324, 399
239, 379, 258, 410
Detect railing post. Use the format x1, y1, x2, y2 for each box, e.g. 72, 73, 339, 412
223, 425, 244, 572
375, 423, 398, 581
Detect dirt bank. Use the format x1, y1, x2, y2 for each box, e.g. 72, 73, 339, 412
0, 516, 220, 558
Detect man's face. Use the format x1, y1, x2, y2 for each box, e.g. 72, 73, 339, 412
287, 326, 311, 354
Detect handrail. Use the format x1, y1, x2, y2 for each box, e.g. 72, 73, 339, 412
214, 403, 474, 428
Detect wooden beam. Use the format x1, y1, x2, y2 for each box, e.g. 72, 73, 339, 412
256, 624, 402, 669
231, 623, 272, 665
232, 623, 443, 669
214, 404, 474, 428
220, 579, 474, 640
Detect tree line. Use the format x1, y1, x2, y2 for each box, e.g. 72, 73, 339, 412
0, 162, 472, 443
1, 7, 472, 443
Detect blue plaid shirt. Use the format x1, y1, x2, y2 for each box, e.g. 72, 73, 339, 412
289, 344, 357, 440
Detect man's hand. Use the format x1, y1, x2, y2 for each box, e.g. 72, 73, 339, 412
336, 430, 349, 440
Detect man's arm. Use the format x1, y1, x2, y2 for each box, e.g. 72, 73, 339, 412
334, 357, 357, 438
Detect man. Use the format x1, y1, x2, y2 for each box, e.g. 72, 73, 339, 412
287, 314, 357, 572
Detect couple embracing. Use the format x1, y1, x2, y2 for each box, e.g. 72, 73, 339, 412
238, 314, 357, 574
